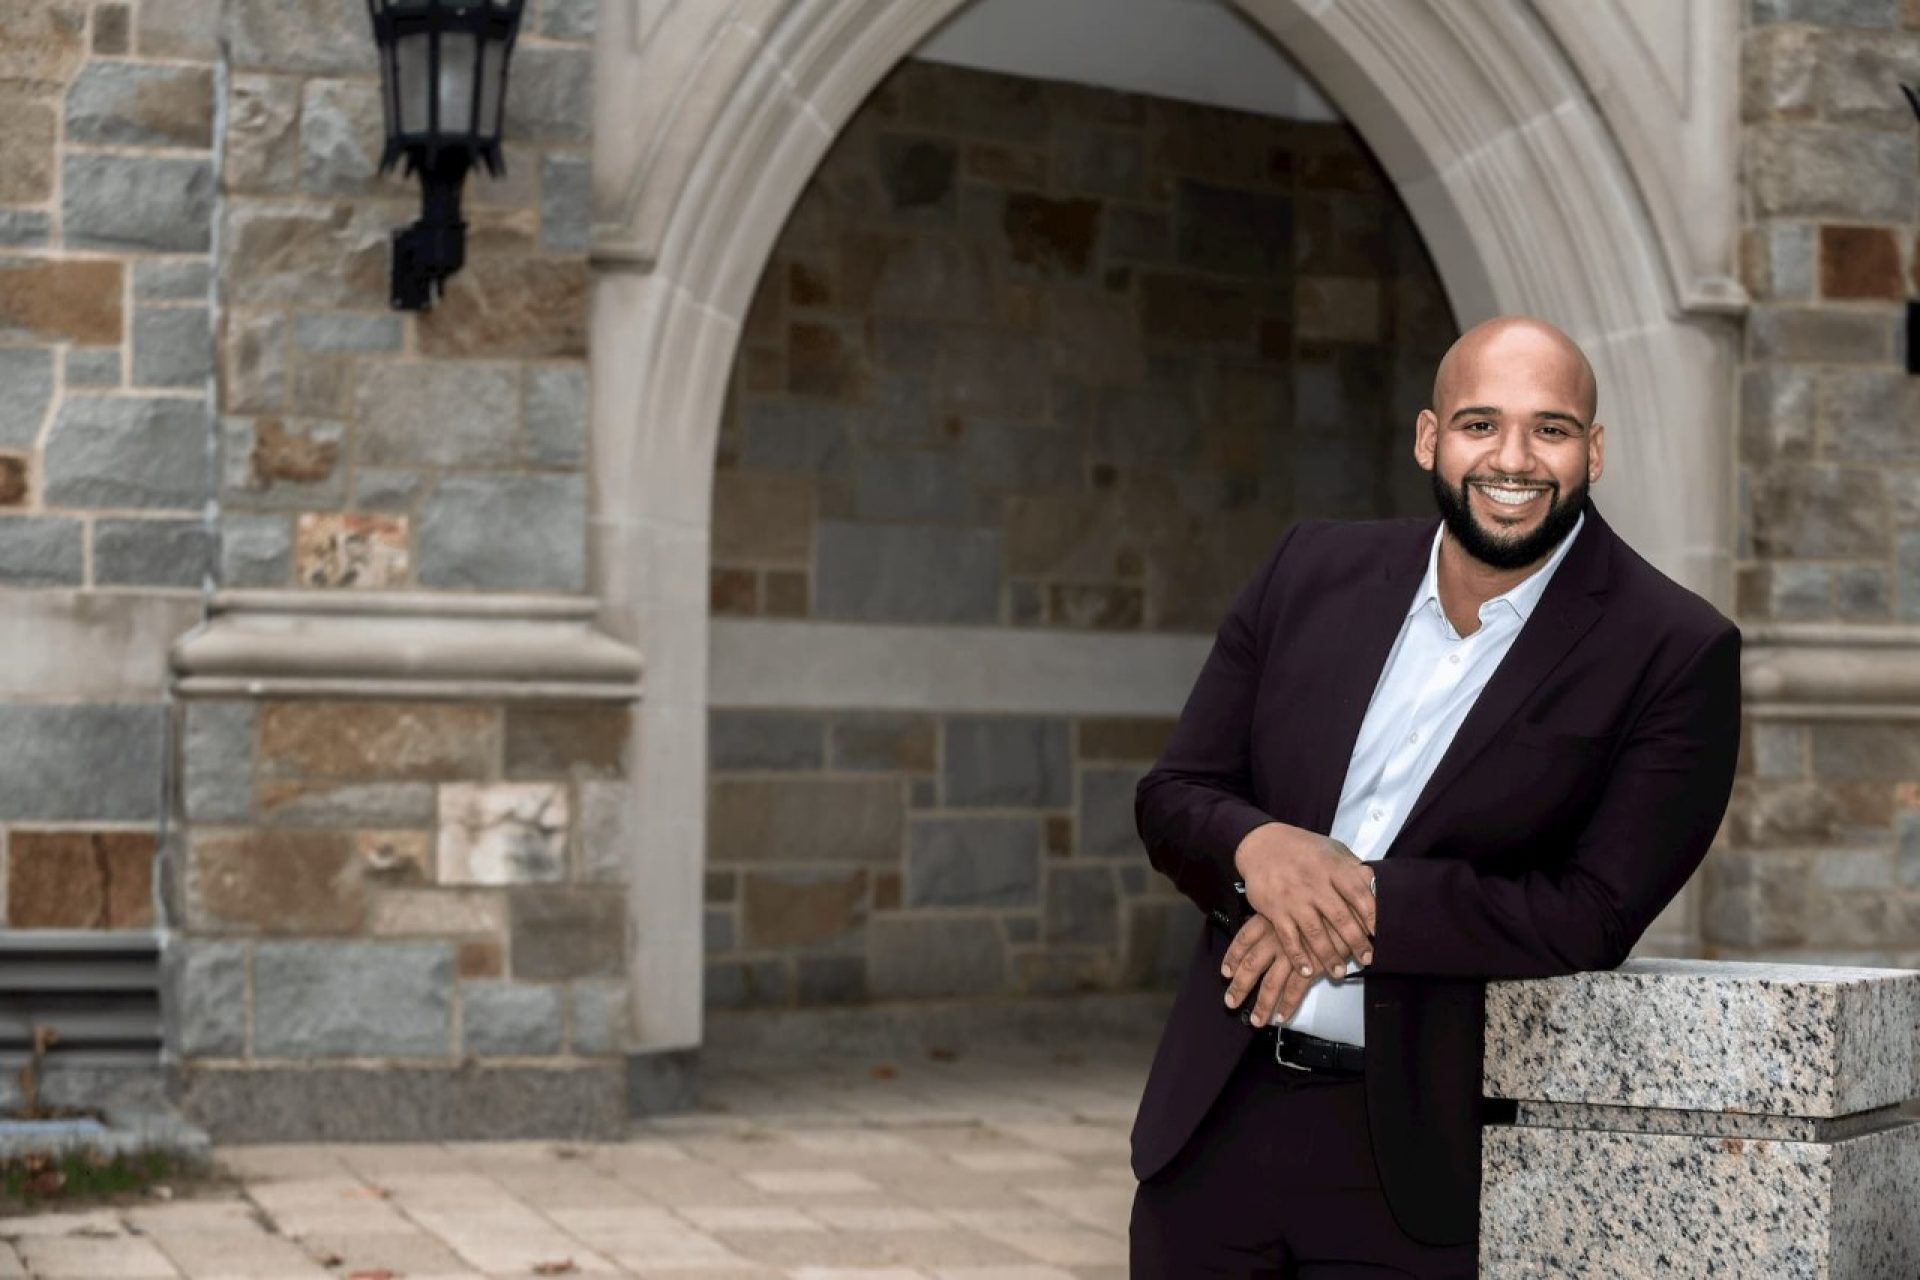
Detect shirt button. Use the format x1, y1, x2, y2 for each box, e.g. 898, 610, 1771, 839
1370, 807, 1384, 821
1449, 653, 1461, 665
1407, 730, 1419, 743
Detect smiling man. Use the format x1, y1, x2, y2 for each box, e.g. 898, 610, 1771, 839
1128, 316, 1742, 1277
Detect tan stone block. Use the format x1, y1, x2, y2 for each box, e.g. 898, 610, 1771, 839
504, 704, 630, 779
966, 142, 1048, 190
0, 95, 56, 204
415, 254, 587, 358
295, 512, 409, 588
741, 868, 868, 949
787, 319, 866, 398
249, 418, 339, 486
1819, 225, 1905, 300
711, 566, 758, 615
226, 74, 302, 192
437, 782, 570, 885
258, 700, 497, 780
1141, 272, 1256, 345
190, 828, 364, 933
5, 830, 153, 929
830, 713, 934, 772
708, 776, 903, 864
0, 3, 86, 90
763, 570, 807, 617
224, 199, 389, 309
1296, 277, 1382, 343
91, 4, 128, 53
713, 471, 812, 564
1077, 717, 1176, 762
0, 456, 28, 507
1048, 583, 1142, 629
0, 258, 122, 345
367, 886, 506, 936
456, 937, 504, 977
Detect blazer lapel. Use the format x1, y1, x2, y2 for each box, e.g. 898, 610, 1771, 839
1388, 502, 1613, 850
1297, 521, 1432, 835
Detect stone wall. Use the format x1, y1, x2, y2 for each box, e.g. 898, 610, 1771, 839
1719, 0, 1920, 967
711, 59, 1450, 633
704, 59, 1455, 1006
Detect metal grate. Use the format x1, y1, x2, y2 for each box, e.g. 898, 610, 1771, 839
0, 931, 162, 1068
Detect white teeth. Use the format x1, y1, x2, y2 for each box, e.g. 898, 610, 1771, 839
1476, 485, 1543, 507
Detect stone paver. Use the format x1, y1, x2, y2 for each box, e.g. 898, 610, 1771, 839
0, 1039, 1150, 1278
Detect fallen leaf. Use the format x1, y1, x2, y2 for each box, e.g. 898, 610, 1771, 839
870, 1064, 898, 1080
533, 1261, 579, 1276
348, 1270, 395, 1280
928, 1046, 958, 1062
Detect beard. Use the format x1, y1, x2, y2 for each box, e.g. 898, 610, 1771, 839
1430, 467, 1588, 571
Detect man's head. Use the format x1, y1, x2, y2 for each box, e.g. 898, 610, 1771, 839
1414, 315, 1604, 571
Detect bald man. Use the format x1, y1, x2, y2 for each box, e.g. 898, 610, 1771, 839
1128, 316, 1740, 1276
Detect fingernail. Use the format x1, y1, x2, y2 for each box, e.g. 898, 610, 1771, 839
1299, 965, 1312, 977
1223, 992, 1236, 1007
1221, 964, 1232, 978
1360, 952, 1372, 966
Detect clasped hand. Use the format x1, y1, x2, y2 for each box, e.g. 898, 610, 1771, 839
1221, 822, 1376, 1028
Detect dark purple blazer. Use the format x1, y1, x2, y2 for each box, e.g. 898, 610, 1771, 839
1130, 500, 1741, 1246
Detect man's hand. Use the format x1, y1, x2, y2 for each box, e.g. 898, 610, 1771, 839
1229, 822, 1376, 1002
1219, 913, 1327, 1027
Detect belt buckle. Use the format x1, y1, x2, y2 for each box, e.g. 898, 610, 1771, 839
1274, 1029, 1313, 1072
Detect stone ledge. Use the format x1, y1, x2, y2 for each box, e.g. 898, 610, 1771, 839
1743, 623, 1920, 715
1485, 959, 1919, 1118
170, 590, 643, 702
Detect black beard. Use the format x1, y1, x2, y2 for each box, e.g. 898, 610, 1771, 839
1430, 468, 1587, 571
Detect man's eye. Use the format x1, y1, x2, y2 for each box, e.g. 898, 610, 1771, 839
1538, 425, 1565, 437
1465, 421, 1493, 431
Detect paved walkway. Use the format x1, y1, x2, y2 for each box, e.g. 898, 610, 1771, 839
0, 1039, 1150, 1279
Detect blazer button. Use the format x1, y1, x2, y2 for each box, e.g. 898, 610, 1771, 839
1212, 910, 1230, 927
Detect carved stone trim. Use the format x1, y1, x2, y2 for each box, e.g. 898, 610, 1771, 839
1742, 624, 1920, 714
170, 591, 644, 702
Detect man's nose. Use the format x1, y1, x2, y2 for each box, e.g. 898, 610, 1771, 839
1492, 423, 1534, 476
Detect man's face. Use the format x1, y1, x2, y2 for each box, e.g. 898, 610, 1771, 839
1413, 330, 1604, 572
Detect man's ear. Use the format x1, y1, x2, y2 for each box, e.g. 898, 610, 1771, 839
1413, 409, 1438, 470
1587, 422, 1605, 484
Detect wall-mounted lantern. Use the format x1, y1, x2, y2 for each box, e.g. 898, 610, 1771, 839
1905, 84, 1919, 374
366, 0, 526, 310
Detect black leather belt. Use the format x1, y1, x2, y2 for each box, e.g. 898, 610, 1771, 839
1266, 1025, 1367, 1075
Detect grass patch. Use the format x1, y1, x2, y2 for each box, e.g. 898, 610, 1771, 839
0, 1149, 207, 1211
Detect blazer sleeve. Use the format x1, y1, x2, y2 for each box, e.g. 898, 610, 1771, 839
1364, 621, 1742, 979
1133, 523, 1300, 931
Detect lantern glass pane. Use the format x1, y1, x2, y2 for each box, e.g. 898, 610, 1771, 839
479, 38, 506, 140
437, 31, 478, 135
395, 31, 430, 134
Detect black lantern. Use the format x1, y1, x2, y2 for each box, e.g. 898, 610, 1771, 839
367, 0, 526, 310
1905, 84, 1919, 375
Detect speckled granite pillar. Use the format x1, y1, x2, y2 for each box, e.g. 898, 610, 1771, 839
1480, 960, 1920, 1279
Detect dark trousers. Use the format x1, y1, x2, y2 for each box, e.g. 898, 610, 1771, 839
1130, 1035, 1477, 1278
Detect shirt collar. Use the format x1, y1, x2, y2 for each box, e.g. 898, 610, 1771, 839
1410, 508, 1586, 626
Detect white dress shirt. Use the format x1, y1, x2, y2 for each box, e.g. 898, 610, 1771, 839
1284, 511, 1586, 1048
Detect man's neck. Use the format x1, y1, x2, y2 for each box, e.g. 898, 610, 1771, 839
1435, 530, 1551, 637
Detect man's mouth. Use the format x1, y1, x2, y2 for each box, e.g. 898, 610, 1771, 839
1472, 483, 1550, 508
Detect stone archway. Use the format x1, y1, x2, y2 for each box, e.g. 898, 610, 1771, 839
587, 0, 1744, 1060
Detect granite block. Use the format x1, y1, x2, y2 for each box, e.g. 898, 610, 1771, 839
1480, 1117, 1920, 1279
1484, 960, 1920, 1117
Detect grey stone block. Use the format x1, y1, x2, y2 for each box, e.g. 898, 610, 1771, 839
962, 420, 1080, 497
257, 780, 436, 828
220, 514, 293, 587
867, 916, 1006, 999
1763, 222, 1814, 298
708, 776, 903, 864
294, 312, 402, 353
183, 702, 256, 825
704, 908, 735, 955
0, 517, 82, 587
510, 889, 625, 980
574, 780, 632, 883
179, 1062, 624, 1140
416, 473, 587, 591
0, 348, 54, 448
252, 941, 453, 1058
709, 709, 825, 771
740, 401, 857, 475
1898, 811, 1920, 890
135, 259, 210, 301
854, 449, 974, 522
93, 518, 211, 587
505, 46, 591, 143
0, 210, 50, 247
357, 361, 519, 467
64, 346, 121, 388
525, 364, 588, 467
352, 469, 427, 512
1903, 530, 1920, 623
1176, 179, 1292, 275
1005, 916, 1038, 944
796, 955, 866, 1006
1739, 366, 1814, 465
0, 705, 165, 821
1079, 767, 1144, 858
167, 940, 247, 1057
63, 154, 215, 252
64, 62, 213, 148
830, 711, 935, 772
706, 959, 791, 1010
1747, 127, 1915, 221
906, 817, 1040, 907
627, 1048, 697, 1115
224, 0, 377, 74
1834, 566, 1890, 620
1046, 865, 1120, 946
944, 716, 1071, 808
815, 521, 1002, 623
541, 0, 598, 38
300, 78, 382, 196
569, 981, 627, 1055
462, 982, 564, 1056
1122, 900, 1201, 988
540, 153, 591, 252
1751, 0, 1897, 24
45, 395, 208, 510
1820, 372, 1920, 464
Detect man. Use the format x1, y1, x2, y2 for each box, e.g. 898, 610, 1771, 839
1128, 316, 1741, 1277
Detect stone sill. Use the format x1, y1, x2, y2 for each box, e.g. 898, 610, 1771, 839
170, 590, 643, 702
1742, 622, 1920, 714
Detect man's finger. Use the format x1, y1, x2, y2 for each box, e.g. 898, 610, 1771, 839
1251, 956, 1289, 1027
1223, 933, 1277, 1008
1293, 911, 1346, 980
1222, 914, 1268, 978
1275, 963, 1315, 1023
1317, 899, 1371, 971
1334, 867, 1377, 943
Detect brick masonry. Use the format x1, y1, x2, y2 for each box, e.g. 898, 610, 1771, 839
710, 59, 1452, 633
1722, 0, 1920, 967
